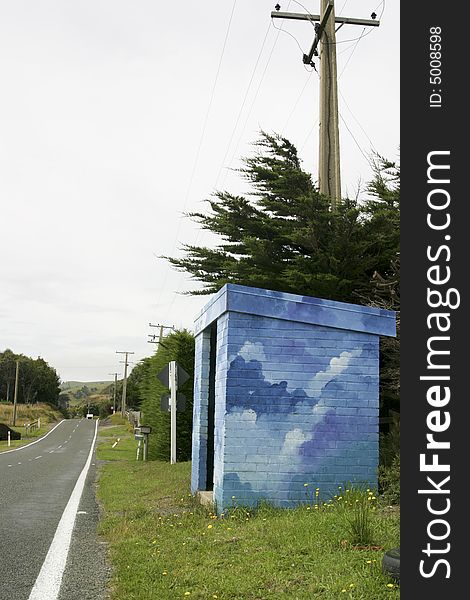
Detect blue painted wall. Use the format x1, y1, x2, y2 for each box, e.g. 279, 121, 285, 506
191, 284, 396, 513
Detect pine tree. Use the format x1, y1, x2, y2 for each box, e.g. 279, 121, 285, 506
166, 132, 399, 304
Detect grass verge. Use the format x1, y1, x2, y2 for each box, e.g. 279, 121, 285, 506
96, 428, 400, 600
0, 423, 61, 452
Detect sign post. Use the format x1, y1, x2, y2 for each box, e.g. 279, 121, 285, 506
157, 361, 189, 465
170, 361, 177, 464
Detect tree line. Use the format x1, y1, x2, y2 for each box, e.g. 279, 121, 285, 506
0, 349, 61, 406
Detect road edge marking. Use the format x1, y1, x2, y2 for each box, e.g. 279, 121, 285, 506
0, 420, 66, 455
27, 418, 100, 600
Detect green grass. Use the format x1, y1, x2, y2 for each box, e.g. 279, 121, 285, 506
97, 419, 137, 461
0, 402, 63, 426
0, 424, 58, 452
96, 431, 400, 599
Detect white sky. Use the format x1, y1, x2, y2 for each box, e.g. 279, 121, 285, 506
0, 1, 399, 383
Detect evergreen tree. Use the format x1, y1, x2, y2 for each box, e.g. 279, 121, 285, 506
139, 331, 195, 462
0, 349, 60, 405
166, 132, 400, 304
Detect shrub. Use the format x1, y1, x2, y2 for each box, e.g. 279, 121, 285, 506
379, 454, 400, 505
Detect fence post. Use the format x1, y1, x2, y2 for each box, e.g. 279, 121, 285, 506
7, 430, 10, 447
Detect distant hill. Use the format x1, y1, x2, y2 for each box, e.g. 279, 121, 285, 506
61, 381, 112, 394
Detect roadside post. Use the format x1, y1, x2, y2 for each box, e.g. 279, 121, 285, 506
139, 425, 152, 461
134, 427, 143, 461
157, 361, 189, 465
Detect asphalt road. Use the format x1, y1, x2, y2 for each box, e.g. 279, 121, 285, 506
0, 418, 109, 600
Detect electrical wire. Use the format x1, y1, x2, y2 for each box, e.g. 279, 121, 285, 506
212, 20, 272, 190
221, 7, 303, 188
290, 0, 386, 46
339, 89, 378, 155
281, 68, 314, 135
338, 28, 365, 77
339, 111, 372, 165
153, 0, 238, 316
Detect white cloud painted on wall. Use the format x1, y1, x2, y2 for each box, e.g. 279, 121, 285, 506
225, 348, 363, 491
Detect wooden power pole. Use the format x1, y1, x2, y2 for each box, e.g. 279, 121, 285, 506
116, 351, 134, 417
12, 360, 19, 427
272, 1, 380, 210
148, 323, 175, 348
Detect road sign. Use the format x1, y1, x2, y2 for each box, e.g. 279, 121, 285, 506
140, 425, 152, 434
160, 393, 170, 411
157, 362, 190, 388
160, 392, 186, 412
157, 364, 170, 387
176, 364, 190, 386
176, 393, 186, 412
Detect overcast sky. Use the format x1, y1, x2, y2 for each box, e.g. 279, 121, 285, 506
0, 0, 399, 383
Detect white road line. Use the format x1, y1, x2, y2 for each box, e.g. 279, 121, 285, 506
0, 421, 65, 455
7, 465, 12, 467
57, 445, 62, 449
28, 419, 99, 600
34, 456, 42, 460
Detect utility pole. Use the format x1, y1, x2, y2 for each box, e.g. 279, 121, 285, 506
148, 323, 175, 348
116, 351, 134, 417
12, 360, 19, 427
108, 372, 119, 413
272, 1, 379, 210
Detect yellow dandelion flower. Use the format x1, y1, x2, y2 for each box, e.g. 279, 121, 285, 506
184, 593, 191, 597
349, 583, 355, 588
341, 589, 347, 593
162, 571, 168, 576
207, 524, 213, 529
386, 583, 395, 588
366, 560, 372, 564
306, 506, 311, 510
304, 483, 309, 487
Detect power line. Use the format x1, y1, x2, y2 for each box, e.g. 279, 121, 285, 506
281, 68, 315, 135
153, 0, 238, 314
213, 21, 272, 190
219, 0, 298, 189
339, 89, 378, 154
162, 5, 296, 319
338, 111, 371, 165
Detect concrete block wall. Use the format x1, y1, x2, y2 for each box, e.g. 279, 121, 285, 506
216, 312, 379, 510
191, 327, 211, 492
191, 284, 396, 513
